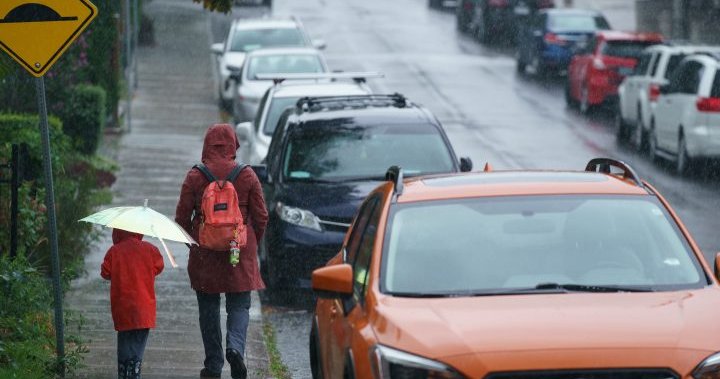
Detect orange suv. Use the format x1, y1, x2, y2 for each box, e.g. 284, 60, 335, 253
310, 158, 720, 379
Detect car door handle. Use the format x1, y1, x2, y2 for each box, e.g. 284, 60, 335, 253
330, 305, 339, 320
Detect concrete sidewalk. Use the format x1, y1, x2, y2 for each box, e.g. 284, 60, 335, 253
65, 0, 270, 377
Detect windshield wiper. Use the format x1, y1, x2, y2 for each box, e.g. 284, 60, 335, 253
534, 283, 654, 293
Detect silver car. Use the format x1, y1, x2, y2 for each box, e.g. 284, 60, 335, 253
235, 73, 382, 164
211, 18, 326, 109
230, 47, 329, 123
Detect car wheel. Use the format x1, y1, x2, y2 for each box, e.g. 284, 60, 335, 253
310, 322, 324, 379
456, 2, 470, 32
615, 107, 629, 143
517, 54, 527, 74
475, 9, 489, 43
634, 115, 647, 153
648, 122, 660, 163
533, 56, 547, 77
579, 87, 593, 114
564, 81, 577, 109
676, 133, 691, 175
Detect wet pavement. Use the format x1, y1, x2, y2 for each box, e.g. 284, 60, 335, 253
65, 0, 269, 377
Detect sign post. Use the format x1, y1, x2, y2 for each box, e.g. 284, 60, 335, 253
0, 0, 98, 375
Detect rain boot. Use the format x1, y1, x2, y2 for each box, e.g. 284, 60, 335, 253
118, 361, 128, 379
226, 349, 247, 379
127, 359, 142, 379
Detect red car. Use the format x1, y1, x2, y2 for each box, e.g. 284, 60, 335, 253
566, 31, 664, 113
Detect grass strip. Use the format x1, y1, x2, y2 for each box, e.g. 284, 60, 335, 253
262, 322, 291, 379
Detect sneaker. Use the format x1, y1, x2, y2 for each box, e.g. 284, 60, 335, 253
226, 349, 247, 379
200, 367, 221, 379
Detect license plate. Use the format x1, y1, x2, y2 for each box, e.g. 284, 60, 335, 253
514, 3, 530, 15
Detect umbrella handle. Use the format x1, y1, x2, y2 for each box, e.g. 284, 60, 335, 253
151, 225, 178, 268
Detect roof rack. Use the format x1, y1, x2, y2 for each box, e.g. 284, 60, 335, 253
255, 72, 383, 85
585, 158, 645, 188
385, 166, 404, 198
296, 93, 408, 112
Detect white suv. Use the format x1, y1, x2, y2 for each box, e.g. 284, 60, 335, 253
617, 45, 720, 151
235, 73, 381, 164
650, 54, 720, 174
211, 18, 326, 109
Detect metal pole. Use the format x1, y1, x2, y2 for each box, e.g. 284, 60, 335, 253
10, 144, 19, 258
35, 76, 65, 376
125, 0, 133, 132
133, 0, 139, 90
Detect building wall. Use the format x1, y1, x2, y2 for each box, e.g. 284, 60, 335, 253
636, 0, 720, 44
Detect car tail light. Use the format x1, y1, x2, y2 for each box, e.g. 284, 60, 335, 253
649, 84, 661, 102
488, 0, 509, 7
696, 97, 720, 112
593, 57, 606, 70
544, 33, 566, 45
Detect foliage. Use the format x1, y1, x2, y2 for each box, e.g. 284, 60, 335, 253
0, 255, 88, 378
193, 0, 234, 13
262, 322, 290, 379
62, 85, 108, 155
0, 113, 115, 273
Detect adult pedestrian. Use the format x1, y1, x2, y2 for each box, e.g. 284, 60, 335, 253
175, 123, 269, 379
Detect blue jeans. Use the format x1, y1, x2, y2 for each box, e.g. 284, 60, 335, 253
196, 291, 251, 373
117, 329, 149, 364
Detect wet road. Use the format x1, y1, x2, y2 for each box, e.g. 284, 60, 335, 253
214, 0, 720, 377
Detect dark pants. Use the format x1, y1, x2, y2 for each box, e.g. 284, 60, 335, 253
117, 329, 150, 364
196, 291, 251, 373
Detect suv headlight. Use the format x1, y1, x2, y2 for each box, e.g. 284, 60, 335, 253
694, 352, 720, 378
276, 202, 321, 231
370, 345, 464, 379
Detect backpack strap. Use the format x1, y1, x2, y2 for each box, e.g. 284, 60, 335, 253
193, 164, 217, 182
226, 164, 250, 182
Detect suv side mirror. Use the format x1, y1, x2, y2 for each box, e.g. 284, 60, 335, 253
460, 157, 473, 172
312, 264, 353, 299
252, 165, 268, 183
312, 39, 327, 50
228, 65, 242, 82
211, 43, 224, 55
236, 122, 254, 143
659, 84, 670, 95
715, 252, 720, 282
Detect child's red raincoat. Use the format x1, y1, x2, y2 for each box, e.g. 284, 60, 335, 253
101, 229, 164, 331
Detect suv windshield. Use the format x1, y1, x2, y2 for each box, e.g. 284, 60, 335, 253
230, 28, 305, 52
264, 97, 300, 135
383, 196, 705, 296
247, 54, 324, 80
283, 123, 455, 181
548, 14, 610, 32
602, 41, 658, 59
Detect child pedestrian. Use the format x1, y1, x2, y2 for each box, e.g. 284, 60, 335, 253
101, 229, 164, 379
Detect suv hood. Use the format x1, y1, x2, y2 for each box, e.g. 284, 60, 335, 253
373, 289, 720, 365
281, 180, 382, 223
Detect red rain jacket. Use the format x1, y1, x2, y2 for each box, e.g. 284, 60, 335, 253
101, 229, 164, 332
175, 124, 269, 294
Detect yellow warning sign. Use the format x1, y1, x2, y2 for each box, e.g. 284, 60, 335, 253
0, 0, 98, 77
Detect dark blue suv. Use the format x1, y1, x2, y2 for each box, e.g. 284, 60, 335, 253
253, 94, 472, 293
517, 9, 611, 75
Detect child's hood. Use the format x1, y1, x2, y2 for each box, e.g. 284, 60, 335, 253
112, 229, 144, 244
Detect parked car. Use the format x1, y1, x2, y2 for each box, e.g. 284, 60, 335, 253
456, 0, 555, 43
235, 72, 381, 165
617, 45, 720, 151
230, 48, 329, 123
566, 31, 664, 113
211, 18, 326, 109
254, 94, 473, 293
310, 158, 720, 379
517, 9, 611, 76
650, 54, 720, 174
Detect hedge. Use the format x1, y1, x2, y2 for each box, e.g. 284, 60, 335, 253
62, 85, 107, 155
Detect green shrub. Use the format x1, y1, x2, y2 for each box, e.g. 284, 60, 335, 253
62, 85, 107, 155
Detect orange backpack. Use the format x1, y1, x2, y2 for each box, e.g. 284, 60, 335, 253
195, 164, 248, 251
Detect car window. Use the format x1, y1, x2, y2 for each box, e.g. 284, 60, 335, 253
282, 122, 456, 182
601, 41, 659, 59
263, 97, 300, 136
668, 61, 693, 94
382, 196, 705, 296
345, 197, 379, 265
351, 198, 382, 306
230, 28, 306, 52
266, 109, 293, 169
674, 61, 705, 94
246, 54, 325, 80
649, 52, 662, 77
711, 69, 720, 98
547, 14, 609, 32
664, 54, 686, 79
634, 52, 652, 76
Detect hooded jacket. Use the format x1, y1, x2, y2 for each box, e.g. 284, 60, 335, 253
175, 124, 269, 293
101, 229, 164, 332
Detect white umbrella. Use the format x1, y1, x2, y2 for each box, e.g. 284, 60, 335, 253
79, 200, 196, 268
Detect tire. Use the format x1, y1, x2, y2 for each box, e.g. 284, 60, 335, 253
532, 56, 547, 77
565, 81, 577, 108
676, 133, 691, 175
648, 121, 660, 163
634, 115, 647, 153
475, 8, 490, 43
579, 86, 593, 114
310, 322, 324, 379
456, 2, 470, 32
615, 107, 630, 143
517, 54, 527, 74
